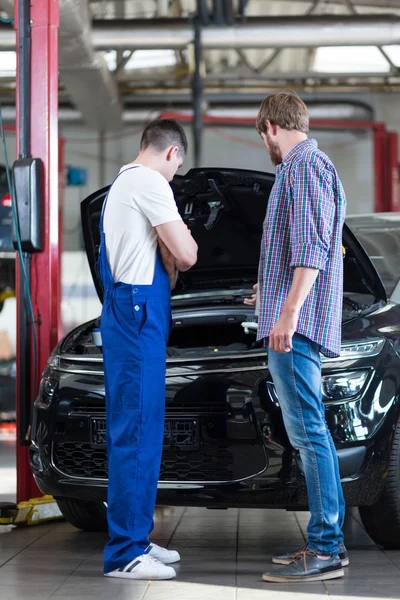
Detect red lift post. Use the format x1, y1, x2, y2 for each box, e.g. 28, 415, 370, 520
14, 0, 60, 502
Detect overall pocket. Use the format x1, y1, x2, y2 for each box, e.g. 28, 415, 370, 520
132, 296, 148, 335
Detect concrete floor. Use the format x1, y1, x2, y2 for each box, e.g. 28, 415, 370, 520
2, 441, 400, 599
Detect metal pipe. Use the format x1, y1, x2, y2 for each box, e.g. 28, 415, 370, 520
89, 15, 400, 49
16, 0, 32, 449
3, 15, 400, 51
18, 0, 31, 158
0, 103, 375, 122
192, 14, 203, 168
212, 0, 225, 25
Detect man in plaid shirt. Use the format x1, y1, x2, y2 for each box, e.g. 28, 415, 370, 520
245, 92, 347, 583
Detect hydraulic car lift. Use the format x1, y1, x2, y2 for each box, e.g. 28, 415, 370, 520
14, 0, 60, 505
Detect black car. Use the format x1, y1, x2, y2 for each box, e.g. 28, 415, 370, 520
30, 168, 400, 548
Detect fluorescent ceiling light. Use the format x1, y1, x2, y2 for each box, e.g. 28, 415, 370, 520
102, 50, 117, 71
314, 46, 390, 73
102, 49, 176, 72
381, 45, 400, 66
125, 50, 177, 70
0, 51, 16, 77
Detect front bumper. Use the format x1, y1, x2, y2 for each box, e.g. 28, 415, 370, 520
31, 442, 385, 509
30, 337, 400, 509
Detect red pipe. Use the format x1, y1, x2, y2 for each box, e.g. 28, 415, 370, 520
160, 111, 392, 213
159, 111, 385, 131
388, 132, 399, 212
373, 124, 386, 213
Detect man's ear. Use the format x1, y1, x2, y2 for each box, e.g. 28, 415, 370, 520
266, 120, 278, 137
166, 146, 179, 161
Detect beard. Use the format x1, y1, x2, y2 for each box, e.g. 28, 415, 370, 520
266, 134, 283, 167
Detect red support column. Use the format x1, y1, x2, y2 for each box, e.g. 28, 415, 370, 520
58, 136, 65, 340
387, 132, 399, 212
372, 124, 386, 213
15, 0, 60, 502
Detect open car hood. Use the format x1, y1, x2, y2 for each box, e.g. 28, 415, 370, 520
81, 167, 386, 304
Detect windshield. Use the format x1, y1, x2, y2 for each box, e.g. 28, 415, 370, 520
348, 215, 400, 296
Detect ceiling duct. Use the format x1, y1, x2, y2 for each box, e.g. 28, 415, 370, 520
0, 0, 122, 130
58, 0, 122, 130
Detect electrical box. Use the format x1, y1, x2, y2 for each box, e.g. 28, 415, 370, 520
12, 158, 43, 253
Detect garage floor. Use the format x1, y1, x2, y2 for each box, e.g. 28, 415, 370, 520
2, 441, 400, 600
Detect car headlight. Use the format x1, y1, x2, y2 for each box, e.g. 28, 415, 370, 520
34, 376, 58, 410
321, 339, 385, 363
267, 369, 370, 405
322, 370, 370, 400
47, 353, 60, 370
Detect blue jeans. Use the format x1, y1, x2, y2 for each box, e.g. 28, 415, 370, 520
268, 333, 345, 556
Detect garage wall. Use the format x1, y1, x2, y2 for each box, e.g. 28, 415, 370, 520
0, 91, 395, 255
0, 92, 396, 334
56, 122, 374, 332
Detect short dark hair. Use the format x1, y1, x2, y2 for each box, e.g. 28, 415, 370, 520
140, 118, 188, 155
256, 91, 309, 135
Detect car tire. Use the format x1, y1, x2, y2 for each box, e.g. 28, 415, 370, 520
359, 422, 400, 549
56, 498, 108, 532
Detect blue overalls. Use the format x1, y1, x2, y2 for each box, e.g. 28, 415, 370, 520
98, 167, 171, 574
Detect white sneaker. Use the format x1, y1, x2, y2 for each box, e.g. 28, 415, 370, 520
104, 554, 176, 580
147, 542, 181, 564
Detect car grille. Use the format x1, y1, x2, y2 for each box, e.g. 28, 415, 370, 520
52, 441, 233, 482
52, 442, 108, 479
161, 445, 233, 482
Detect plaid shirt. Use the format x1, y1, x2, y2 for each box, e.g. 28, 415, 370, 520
257, 138, 346, 358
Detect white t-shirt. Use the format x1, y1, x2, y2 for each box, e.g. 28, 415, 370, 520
103, 164, 182, 285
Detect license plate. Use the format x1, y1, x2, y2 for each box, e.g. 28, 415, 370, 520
90, 417, 200, 451
163, 419, 200, 452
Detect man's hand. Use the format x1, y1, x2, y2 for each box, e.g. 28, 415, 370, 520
244, 284, 258, 307
269, 309, 299, 353
158, 237, 178, 290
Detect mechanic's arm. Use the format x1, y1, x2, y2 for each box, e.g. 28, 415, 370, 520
158, 237, 179, 289
156, 220, 198, 272
269, 162, 335, 353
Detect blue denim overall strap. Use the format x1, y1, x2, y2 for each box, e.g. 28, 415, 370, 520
98, 166, 139, 290
98, 167, 172, 574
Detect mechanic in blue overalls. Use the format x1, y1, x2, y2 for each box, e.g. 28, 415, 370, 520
98, 119, 198, 580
